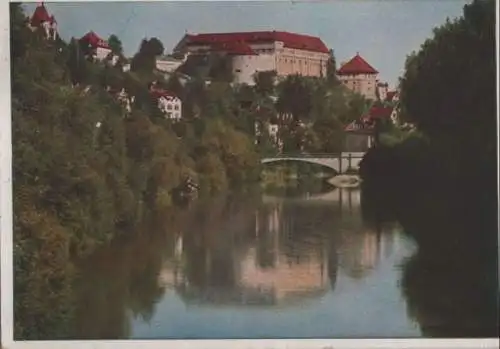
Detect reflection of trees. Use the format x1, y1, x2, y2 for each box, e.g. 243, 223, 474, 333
362, 179, 498, 337
399, 214, 498, 338
71, 219, 173, 339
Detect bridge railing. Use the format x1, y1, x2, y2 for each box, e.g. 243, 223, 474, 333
264, 152, 364, 159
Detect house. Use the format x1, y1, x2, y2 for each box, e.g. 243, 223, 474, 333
255, 121, 282, 150
173, 31, 330, 85
337, 53, 379, 100
28, 2, 58, 40
149, 82, 182, 121
386, 90, 399, 103
79, 31, 113, 61
344, 105, 395, 151
156, 55, 186, 73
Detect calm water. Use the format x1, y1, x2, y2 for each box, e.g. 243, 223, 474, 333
72, 186, 425, 339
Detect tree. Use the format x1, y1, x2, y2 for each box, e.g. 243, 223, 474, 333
253, 70, 277, 96
312, 118, 345, 153
276, 74, 313, 121
107, 34, 124, 56
399, 0, 496, 163
130, 37, 165, 74
326, 49, 339, 86
339, 92, 370, 124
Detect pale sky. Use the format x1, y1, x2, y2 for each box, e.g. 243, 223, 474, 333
23, 1, 469, 87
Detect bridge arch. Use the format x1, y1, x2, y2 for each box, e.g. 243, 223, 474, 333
261, 152, 365, 175
261, 157, 340, 174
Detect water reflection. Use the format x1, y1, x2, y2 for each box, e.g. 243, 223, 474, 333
70, 185, 421, 339
362, 182, 499, 338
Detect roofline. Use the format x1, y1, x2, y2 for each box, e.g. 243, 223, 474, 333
181, 30, 329, 54
336, 70, 379, 75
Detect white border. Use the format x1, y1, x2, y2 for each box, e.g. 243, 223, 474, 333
1, 1, 499, 349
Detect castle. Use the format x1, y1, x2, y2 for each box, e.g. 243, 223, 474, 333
27, 2, 58, 41
173, 31, 331, 85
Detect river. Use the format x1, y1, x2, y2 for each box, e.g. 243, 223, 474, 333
68, 184, 431, 339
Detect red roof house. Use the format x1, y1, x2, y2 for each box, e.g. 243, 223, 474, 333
30, 2, 51, 27
80, 31, 110, 49
181, 31, 329, 54
337, 53, 378, 75
344, 105, 394, 132
150, 89, 178, 100
364, 105, 393, 120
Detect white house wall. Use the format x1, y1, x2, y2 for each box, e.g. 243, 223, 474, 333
232, 54, 277, 85
95, 46, 112, 61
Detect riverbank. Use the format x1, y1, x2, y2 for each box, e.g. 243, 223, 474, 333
11, 6, 261, 339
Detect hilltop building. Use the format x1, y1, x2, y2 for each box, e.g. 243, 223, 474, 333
149, 82, 182, 121
173, 31, 330, 85
156, 55, 186, 73
337, 53, 382, 100
79, 31, 113, 61
28, 2, 58, 41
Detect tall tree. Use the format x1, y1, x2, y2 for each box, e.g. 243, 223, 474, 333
276, 74, 313, 121
326, 49, 339, 86
107, 34, 124, 56
253, 70, 277, 97
130, 37, 165, 74
399, 0, 496, 158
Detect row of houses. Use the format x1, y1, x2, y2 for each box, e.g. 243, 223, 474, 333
29, 3, 183, 121
29, 3, 402, 151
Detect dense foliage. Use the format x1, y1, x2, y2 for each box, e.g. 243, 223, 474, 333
399, 0, 496, 169
359, 0, 498, 336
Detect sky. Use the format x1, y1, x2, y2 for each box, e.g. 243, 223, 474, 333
23, 0, 470, 88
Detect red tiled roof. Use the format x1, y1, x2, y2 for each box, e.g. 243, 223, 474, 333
31, 3, 51, 27
212, 41, 257, 56
365, 105, 393, 120
344, 105, 393, 132
184, 31, 329, 53
80, 31, 110, 49
337, 53, 378, 75
151, 89, 178, 99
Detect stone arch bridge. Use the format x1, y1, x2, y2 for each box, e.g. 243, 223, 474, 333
261, 152, 365, 174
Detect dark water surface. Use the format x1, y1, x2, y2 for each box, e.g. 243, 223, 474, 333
72, 187, 427, 339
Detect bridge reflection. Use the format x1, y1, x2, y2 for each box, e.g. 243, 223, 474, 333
158, 189, 400, 307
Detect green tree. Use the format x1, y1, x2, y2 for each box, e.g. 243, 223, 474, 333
253, 70, 277, 97
399, 0, 496, 163
107, 34, 124, 55
276, 74, 313, 121
326, 49, 339, 86
130, 37, 165, 74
